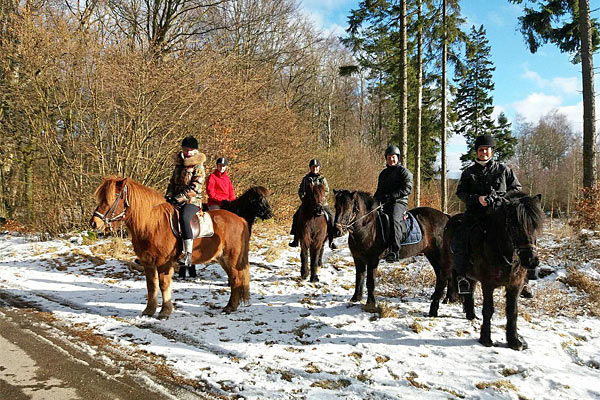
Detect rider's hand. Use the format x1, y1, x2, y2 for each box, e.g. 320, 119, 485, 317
479, 195, 488, 207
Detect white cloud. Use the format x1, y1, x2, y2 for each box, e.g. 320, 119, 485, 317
522, 68, 579, 95
512, 92, 562, 122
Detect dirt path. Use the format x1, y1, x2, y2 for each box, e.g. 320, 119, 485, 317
0, 292, 220, 400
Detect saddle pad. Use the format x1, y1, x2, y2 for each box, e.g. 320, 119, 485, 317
170, 211, 214, 239
401, 212, 422, 246
196, 212, 214, 238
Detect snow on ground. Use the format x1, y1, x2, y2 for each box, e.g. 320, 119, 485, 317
0, 223, 599, 399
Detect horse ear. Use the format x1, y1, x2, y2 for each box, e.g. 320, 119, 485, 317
349, 190, 357, 197
333, 189, 339, 195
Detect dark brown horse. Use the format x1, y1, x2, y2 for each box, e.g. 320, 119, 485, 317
333, 190, 451, 316
296, 184, 328, 282
90, 177, 251, 319
220, 186, 273, 235
443, 192, 543, 350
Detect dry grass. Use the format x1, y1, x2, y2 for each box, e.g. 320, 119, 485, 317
564, 267, 600, 316
377, 265, 435, 298
90, 237, 135, 260
475, 379, 517, 392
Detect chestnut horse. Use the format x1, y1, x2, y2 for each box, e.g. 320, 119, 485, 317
333, 190, 451, 315
443, 192, 543, 350
90, 177, 250, 319
296, 184, 328, 282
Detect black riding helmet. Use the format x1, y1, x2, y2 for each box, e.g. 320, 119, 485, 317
216, 157, 228, 166
181, 135, 199, 149
384, 145, 401, 157
309, 159, 321, 168
474, 134, 495, 149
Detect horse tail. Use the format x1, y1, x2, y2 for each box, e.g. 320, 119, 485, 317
237, 220, 251, 304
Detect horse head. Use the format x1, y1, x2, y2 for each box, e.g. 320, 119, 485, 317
497, 192, 544, 272
333, 189, 358, 236
303, 183, 326, 217
90, 177, 130, 234
247, 186, 273, 220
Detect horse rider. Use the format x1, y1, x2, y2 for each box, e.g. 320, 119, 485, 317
206, 157, 236, 210
165, 135, 206, 269
374, 145, 413, 263
454, 134, 522, 294
289, 159, 337, 250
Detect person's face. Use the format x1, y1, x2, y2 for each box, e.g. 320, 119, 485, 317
477, 146, 493, 161
386, 154, 398, 166
310, 165, 320, 174
182, 147, 196, 157
217, 163, 227, 173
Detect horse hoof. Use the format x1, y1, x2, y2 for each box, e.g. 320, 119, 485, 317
349, 295, 361, 303
428, 310, 438, 318
520, 285, 533, 299
310, 276, 319, 283
362, 302, 379, 314
479, 337, 493, 347
466, 313, 477, 321
508, 336, 528, 351
157, 314, 170, 320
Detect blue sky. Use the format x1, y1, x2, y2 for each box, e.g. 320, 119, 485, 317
299, 0, 599, 176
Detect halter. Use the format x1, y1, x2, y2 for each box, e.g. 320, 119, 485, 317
93, 185, 129, 231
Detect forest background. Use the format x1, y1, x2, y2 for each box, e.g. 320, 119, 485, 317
0, 0, 598, 234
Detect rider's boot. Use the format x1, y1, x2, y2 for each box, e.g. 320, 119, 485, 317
178, 239, 193, 278
288, 235, 299, 247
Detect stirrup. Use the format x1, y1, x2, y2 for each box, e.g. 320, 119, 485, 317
178, 252, 192, 267
457, 277, 471, 295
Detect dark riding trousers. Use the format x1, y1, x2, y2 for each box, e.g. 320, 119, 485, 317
179, 203, 201, 240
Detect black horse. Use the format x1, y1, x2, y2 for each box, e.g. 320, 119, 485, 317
216, 186, 273, 235
333, 190, 451, 315
295, 184, 329, 282
443, 191, 543, 350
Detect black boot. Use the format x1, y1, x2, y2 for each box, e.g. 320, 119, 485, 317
188, 264, 197, 278
178, 266, 188, 279
454, 253, 471, 294
289, 237, 298, 247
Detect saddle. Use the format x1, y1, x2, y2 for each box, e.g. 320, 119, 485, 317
169, 209, 214, 239
377, 211, 422, 247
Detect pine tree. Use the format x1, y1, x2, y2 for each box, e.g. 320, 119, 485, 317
452, 25, 505, 166
493, 112, 518, 163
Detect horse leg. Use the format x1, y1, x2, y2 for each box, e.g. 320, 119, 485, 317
506, 286, 527, 350
309, 245, 319, 283
157, 263, 174, 320
428, 256, 448, 318
365, 259, 379, 309
479, 285, 495, 347
443, 270, 460, 304
300, 247, 309, 280
462, 280, 477, 320
350, 259, 366, 302
142, 266, 159, 317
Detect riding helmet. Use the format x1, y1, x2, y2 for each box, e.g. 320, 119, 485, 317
384, 145, 401, 157
181, 135, 199, 149
309, 159, 321, 168
216, 157, 228, 166
474, 134, 495, 149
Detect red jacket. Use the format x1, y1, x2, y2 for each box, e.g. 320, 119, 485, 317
206, 169, 235, 207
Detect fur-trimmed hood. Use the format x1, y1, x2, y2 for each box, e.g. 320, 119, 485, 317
173, 151, 206, 167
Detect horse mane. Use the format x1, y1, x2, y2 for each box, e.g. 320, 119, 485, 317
504, 191, 544, 235
354, 191, 378, 211
95, 176, 171, 236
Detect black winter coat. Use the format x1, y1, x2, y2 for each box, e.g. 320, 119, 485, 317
374, 164, 413, 207
456, 160, 521, 215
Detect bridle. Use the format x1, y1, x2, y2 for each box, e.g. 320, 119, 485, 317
93, 185, 129, 231
335, 200, 383, 232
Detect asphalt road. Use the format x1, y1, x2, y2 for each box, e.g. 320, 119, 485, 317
0, 293, 217, 400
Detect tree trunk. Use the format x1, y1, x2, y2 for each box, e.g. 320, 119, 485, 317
441, 0, 448, 213
400, 0, 408, 166
415, 0, 423, 207
579, 0, 596, 188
